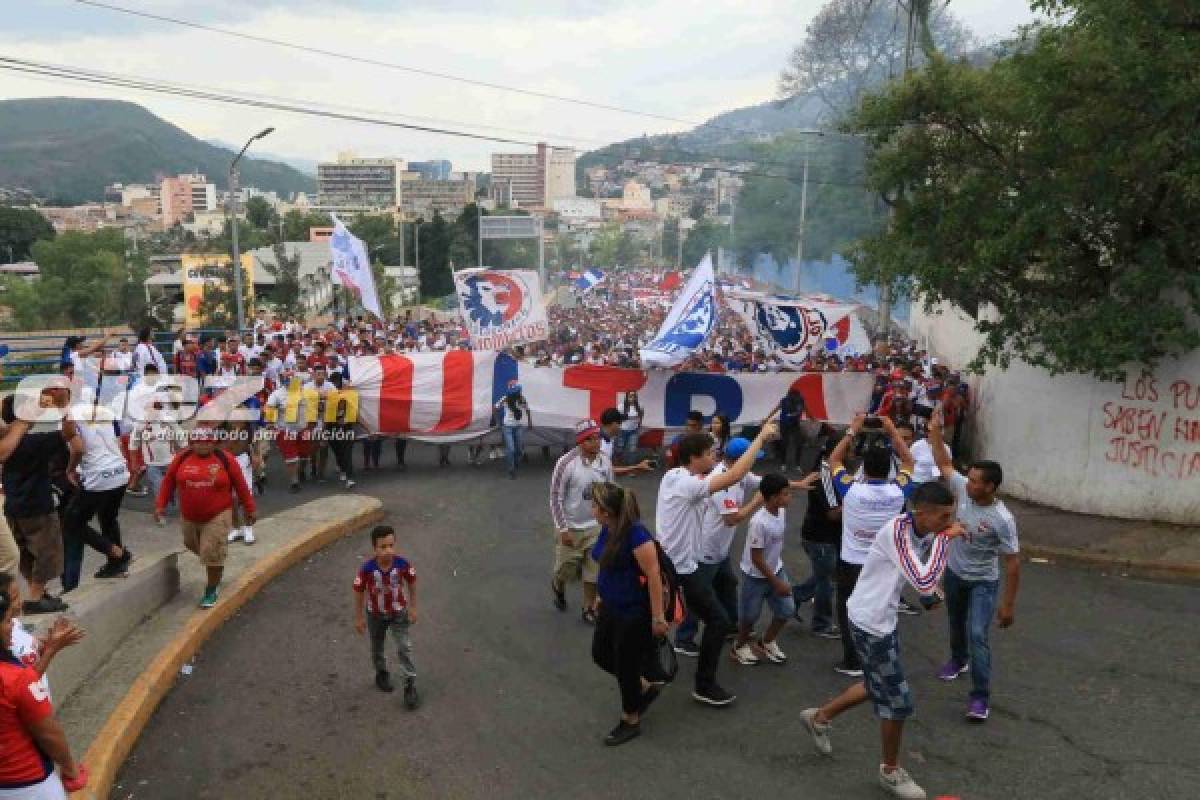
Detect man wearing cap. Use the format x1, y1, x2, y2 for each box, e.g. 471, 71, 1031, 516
154, 425, 255, 609
549, 420, 614, 623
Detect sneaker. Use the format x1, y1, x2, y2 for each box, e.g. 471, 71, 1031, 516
344, 479, 357, 489
834, 662, 864, 678
800, 708, 833, 756
732, 643, 760, 665
242, 527, 256, 545
403, 679, 420, 710
897, 598, 921, 616
127, 487, 149, 497
228, 527, 244, 543
937, 660, 969, 681
199, 586, 219, 609
673, 639, 700, 657
813, 625, 842, 640
551, 581, 567, 612
94, 558, 128, 579
375, 670, 394, 693
22, 595, 68, 615
604, 720, 641, 746
759, 639, 787, 664
878, 766, 926, 799
966, 697, 990, 722
692, 684, 736, 707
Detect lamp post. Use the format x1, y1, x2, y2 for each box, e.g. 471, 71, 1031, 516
229, 126, 274, 332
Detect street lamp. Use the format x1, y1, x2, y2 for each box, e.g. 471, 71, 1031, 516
229, 126, 274, 332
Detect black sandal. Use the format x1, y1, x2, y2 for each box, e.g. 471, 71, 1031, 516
581, 607, 598, 625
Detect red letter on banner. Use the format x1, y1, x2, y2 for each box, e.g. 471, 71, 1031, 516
563, 365, 647, 422
789, 373, 828, 420
433, 350, 474, 432
379, 355, 413, 432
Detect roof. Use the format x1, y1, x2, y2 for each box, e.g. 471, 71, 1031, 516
142, 242, 334, 288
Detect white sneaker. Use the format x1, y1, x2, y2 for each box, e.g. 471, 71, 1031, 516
242, 527, 256, 545
759, 639, 787, 664
732, 643, 760, 665
878, 766, 926, 800
344, 478, 357, 489
800, 708, 832, 756
227, 528, 244, 543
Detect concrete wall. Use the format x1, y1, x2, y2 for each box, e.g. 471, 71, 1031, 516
910, 303, 1200, 524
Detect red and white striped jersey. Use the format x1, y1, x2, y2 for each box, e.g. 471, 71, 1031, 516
353, 557, 416, 615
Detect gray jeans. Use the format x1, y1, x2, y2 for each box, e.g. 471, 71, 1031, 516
367, 610, 416, 680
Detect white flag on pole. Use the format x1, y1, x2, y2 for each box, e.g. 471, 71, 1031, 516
329, 214, 383, 319
640, 253, 718, 368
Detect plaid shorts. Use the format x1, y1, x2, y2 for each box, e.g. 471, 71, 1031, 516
851, 624, 914, 720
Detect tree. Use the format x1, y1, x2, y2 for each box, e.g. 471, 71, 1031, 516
244, 196, 273, 229
0, 207, 55, 262
417, 211, 455, 299
281, 210, 332, 242
778, 0, 972, 122
661, 218, 681, 265
260, 243, 302, 317
846, 0, 1200, 379
4, 229, 127, 329
682, 219, 729, 268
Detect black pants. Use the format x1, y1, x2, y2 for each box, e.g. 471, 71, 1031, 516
835, 559, 864, 668
363, 437, 382, 468
592, 607, 654, 715
330, 433, 354, 479
394, 438, 407, 466
679, 569, 734, 691
62, 485, 126, 592
774, 424, 806, 470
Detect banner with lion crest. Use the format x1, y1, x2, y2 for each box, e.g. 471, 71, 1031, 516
453, 268, 550, 351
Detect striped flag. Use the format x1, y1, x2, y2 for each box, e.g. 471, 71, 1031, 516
348, 352, 496, 436
574, 268, 605, 292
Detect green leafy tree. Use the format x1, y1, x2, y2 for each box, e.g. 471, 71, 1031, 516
0, 207, 55, 262
260, 243, 302, 318
846, 0, 1200, 379
661, 218, 681, 266
281, 210, 332, 242
682, 219, 729, 268
417, 211, 455, 299
244, 196, 273, 229
4, 229, 126, 328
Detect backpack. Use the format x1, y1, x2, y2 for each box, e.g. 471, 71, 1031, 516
176, 446, 236, 483
638, 538, 686, 625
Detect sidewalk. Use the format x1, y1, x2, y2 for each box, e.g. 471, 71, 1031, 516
1006, 496, 1200, 583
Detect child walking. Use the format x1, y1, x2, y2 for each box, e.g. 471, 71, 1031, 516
732, 473, 796, 665
353, 525, 420, 710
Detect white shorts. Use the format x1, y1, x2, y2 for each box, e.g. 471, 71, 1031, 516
0, 772, 67, 800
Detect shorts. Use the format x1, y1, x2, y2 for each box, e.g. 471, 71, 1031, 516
276, 429, 310, 463
5, 514, 64, 584
553, 526, 600, 586
738, 567, 796, 625
851, 623, 914, 720
0, 771, 67, 799
181, 509, 232, 567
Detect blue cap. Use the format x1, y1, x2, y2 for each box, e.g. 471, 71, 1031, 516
724, 437, 764, 461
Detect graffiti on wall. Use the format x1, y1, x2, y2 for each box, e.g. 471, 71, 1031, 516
1101, 369, 1200, 480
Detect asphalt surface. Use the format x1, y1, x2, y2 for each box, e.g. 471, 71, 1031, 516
116, 443, 1200, 800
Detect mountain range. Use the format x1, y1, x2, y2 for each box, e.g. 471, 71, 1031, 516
0, 98, 317, 205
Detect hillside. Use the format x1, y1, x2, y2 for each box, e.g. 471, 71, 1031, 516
0, 98, 317, 204
578, 93, 825, 173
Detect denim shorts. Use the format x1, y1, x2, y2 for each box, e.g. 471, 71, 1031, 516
851, 624, 914, 720
738, 568, 796, 625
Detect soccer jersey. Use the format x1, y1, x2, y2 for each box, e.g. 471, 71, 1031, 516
697, 463, 761, 564
945, 471, 1019, 581
0, 655, 55, 789
833, 466, 914, 566
740, 507, 787, 579
848, 513, 950, 637
353, 557, 417, 614
549, 448, 613, 531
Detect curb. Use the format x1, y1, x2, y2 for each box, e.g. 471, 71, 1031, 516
1023, 544, 1200, 585
71, 499, 385, 800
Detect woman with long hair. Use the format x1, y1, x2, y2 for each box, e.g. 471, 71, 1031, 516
589, 482, 668, 746
494, 380, 533, 479
710, 413, 732, 461
618, 391, 643, 465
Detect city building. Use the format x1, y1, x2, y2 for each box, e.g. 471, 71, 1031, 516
408, 160, 453, 181
399, 171, 477, 217
317, 153, 405, 212
620, 180, 653, 211
490, 142, 576, 209
160, 173, 214, 228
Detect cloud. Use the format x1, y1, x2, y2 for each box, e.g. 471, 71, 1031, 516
5, 1, 1039, 173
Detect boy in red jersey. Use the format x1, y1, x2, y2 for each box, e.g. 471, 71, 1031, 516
353, 525, 419, 709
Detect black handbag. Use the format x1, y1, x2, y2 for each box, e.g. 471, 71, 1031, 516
650, 635, 678, 684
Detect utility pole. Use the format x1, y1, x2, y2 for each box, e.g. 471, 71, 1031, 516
229, 126, 274, 332
796, 138, 810, 288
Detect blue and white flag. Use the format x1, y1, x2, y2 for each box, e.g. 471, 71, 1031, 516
640, 253, 718, 368
574, 268, 605, 292
330, 214, 382, 319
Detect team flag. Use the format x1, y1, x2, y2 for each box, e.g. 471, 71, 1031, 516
330, 214, 383, 319
574, 268, 605, 292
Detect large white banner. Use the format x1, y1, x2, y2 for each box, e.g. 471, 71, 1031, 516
640, 254, 718, 368
348, 353, 873, 436
330, 215, 383, 319
454, 268, 550, 351
726, 291, 872, 366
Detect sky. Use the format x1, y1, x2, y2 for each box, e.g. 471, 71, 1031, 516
3, 1, 1042, 173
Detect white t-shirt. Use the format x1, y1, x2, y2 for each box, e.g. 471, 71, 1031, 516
740, 507, 787, 579
266, 386, 309, 433
599, 436, 614, 461
549, 448, 613, 531
910, 438, 951, 483
107, 350, 134, 372
303, 379, 336, 429
134, 342, 168, 376
133, 420, 182, 467
654, 467, 712, 576
697, 463, 761, 564
76, 422, 130, 492
848, 514, 951, 637
620, 407, 641, 432
833, 467, 914, 566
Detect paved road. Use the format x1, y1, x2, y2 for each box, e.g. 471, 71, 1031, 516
117, 443, 1200, 800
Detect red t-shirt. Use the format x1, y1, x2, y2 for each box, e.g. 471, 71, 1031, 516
156, 450, 255, 523
0, 657, 54, 789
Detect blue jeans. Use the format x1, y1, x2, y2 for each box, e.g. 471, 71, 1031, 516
944, 568, 999, 700
738, 568, 796, 626
617, 429, 639, 461
792, 540, 836, 631
502, 425, 523, 473
676, 558, 738, 644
